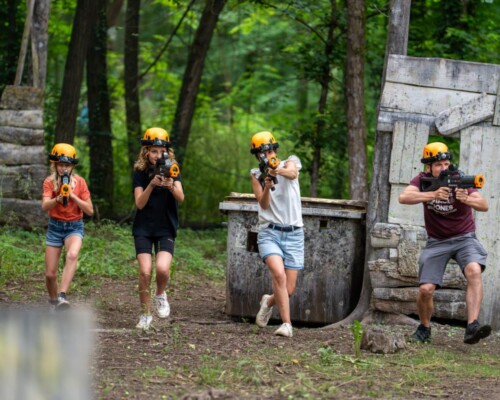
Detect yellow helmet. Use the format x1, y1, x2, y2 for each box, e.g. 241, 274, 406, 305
250, 131, 279, 155
49, 143, 79, 164
141, 127, 171, 147
421, 142, 452, 164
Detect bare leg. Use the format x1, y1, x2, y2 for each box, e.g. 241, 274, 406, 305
464, 262, 483, 324
45, 246, 62, 299
154, 251, 172, 295
59, 235, 83, 293
416, 283, 436, 327
137, 253, 153, 314
265, 255, 291, 324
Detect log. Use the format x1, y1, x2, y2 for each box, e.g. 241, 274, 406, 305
369, 259, 467, 289
0, 143, 45, 165
0, 165, 47, 199
0, 126, 44, 145
0, 110, 43, 129
361, 309, 419, 326
0, 86, 44, 110
0, 198, 47, 228
370, 222, 427, 248
435, 93, 495, 136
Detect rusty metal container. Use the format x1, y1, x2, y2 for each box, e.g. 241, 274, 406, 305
219, 193, 366, 325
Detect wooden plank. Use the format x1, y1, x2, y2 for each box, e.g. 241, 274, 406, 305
0, 165, 47, 199
435, 93, 495, 136
369, 259, 466, 289
0, 109, 43, 129
494, 78, 500, 126
386, 55, 500, 95
0, 143, 45, 165
388, 184, 425, 226
0, 198, 47, 227
0, 126, 44, 145
377, 110, 438, 133
0, 86, 44, 110
380, 82, 497, 117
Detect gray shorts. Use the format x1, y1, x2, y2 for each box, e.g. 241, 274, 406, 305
418, 232, 487, 288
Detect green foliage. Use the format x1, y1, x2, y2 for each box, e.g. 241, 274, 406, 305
350, 320, 364, 359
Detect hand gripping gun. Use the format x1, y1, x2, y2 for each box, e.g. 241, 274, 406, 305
258, 153, 280, 191
60, 170, 71, 207
420, 164, 485, 192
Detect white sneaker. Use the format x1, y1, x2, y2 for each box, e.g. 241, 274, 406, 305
274, 323, 293, 338
154, 292, 170, 318
136, 314, 153, 330
256, 294, 273, 327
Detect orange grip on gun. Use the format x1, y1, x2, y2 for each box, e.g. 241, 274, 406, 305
169, 163, 180, 178
474, 175, 485, 188
61, 183, 70, 207
268, 156, 280, 169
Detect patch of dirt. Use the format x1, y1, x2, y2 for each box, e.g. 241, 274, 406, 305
2, 276, 500, 399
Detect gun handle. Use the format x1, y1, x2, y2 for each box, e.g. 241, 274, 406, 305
63, 197, 68, 207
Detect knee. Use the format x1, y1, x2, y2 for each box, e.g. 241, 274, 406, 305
419, 284, 435, 299
156, 265, 169, 278
465, 263, 482, 281
45, 270, 57, 281
65, 250, 79, 264
287, 282, 296, 297
273, 270, 287, 288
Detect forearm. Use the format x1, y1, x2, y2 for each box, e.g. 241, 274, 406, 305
135, 185, 154, 209
399, 190, 435, 204
170, 182, 184, 204
462, 195, 488, 212
42, 197, 58, 212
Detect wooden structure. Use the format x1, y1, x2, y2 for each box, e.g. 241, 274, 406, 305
220, 193, 366, 325
371, 55, 500, 329
0, 0, 50, 227
0, 86, 47, 227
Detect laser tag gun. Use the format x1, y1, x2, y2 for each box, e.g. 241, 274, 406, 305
153, 151, 180, 180
258, 153, 280, 191
420, 164, 485, 192
60, 170, 71, 207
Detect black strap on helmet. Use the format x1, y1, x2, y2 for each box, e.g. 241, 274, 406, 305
421, 151, 452, 164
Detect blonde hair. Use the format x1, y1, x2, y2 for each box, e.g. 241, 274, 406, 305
49, 163, 79, 192
134, 146, 177, 171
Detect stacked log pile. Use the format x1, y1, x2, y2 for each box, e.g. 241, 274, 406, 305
0, 85, 47, 227
369, 222, 467, 321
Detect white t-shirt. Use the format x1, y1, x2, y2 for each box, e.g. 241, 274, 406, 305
250, 155, 303, 229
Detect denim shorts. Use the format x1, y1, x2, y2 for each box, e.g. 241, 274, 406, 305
419, 232, 487, 287
257, 226, 304, 270
46, 218, 84, 247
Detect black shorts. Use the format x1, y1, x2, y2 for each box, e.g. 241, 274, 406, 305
134, 235, 175, 256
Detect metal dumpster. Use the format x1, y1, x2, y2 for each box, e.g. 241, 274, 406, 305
219, 193, 366, 325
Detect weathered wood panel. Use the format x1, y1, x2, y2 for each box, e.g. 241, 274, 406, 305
390, 121, 429, 184
372, 287, 466, 320
435, 93, 495, 136
0, 198, 46, 227
0, 126, 44, 145
0, 310, 93, 400
388, 184, 425, 226
494, 78, 500, 126
0, 86, 44, 110
385, 55, 500, 95
381, 83, 497, 118
0, 143, 45, 165
221, 196, 366, 324
369, 259, 466, 289
0, 110, 43, 129
0, 165, 47, 199
377, 110, 438, 133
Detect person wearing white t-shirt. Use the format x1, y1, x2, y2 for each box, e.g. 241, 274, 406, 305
250, 131, 304, 338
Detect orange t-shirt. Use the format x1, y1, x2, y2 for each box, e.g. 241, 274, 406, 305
42, 175, 91, 221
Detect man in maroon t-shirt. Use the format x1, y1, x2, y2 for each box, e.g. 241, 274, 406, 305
399, 142, 491, 345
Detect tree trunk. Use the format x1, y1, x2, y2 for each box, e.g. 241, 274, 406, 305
310, 0, 336, 197
124, 0, 141, 169
323, 0, 411, 329
86, 1, 114, 218
30, 0, 51, 89
171, 0, 227, 163
346, 0, 368, 201
55, 0, 98, 144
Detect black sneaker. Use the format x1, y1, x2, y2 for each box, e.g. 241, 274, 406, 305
464, 320, 491, 345
409, 324, 431, 343
56, 292, 70, 310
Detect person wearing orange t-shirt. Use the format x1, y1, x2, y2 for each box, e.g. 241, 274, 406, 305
42, 143, 94, 310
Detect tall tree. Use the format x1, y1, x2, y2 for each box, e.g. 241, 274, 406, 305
54, 0, 98, 144
124, 0, 141, 169
86, 1, 114, 217
172, 0, 227, 162
31, 0, 51, 89
310, 0, 337, 197
346, 0, 368, 201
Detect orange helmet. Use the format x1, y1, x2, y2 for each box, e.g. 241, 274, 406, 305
141, 127, 171, 147
421, 142, 452, 164
49, 143, 79, 164
250, 131, 279, 155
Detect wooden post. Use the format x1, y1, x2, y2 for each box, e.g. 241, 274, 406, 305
14, 0, 36, 86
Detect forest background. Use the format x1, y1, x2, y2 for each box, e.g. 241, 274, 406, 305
1, 0, 500, 226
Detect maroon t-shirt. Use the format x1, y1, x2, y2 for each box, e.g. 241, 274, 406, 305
410, 172, 477, 240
